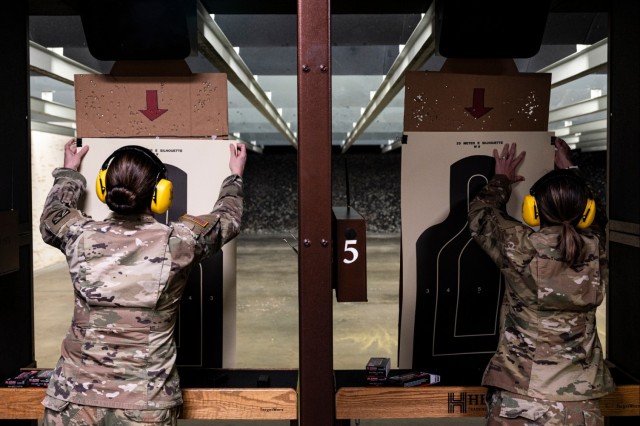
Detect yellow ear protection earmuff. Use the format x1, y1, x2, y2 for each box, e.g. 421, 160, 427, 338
521, 193, 540, 226
95, 145, 173, 214
579, 198, 596, 229
521, 169, 595, 229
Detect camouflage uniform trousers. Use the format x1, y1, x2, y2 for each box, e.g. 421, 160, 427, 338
43, 403, 180, 426
486, 388, 604, 426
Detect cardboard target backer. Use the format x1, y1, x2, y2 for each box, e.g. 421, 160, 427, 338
404, 68, 551, 133
74, 73, 228, 138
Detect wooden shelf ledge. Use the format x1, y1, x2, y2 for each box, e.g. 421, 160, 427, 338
335, 385, 640, 419
181, 388, 297, 420
3, 384, 636, 421
0, 387, 298, 421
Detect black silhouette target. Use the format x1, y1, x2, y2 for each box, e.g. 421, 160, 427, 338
413, 155, 504, 382
155, 164, 224, 368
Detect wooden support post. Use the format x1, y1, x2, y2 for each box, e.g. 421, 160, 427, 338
0, 0, 35, 383
297, 0, 334, 425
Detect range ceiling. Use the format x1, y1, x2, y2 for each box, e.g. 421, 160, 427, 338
27, 0, 609, 152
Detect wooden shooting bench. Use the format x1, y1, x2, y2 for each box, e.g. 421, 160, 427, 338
0, 368, 298, 424
3, 368, 638, 424
334, 369, 640, 424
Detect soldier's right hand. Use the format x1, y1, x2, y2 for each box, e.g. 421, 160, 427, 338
63, 138, 90, 171
229, 143, 247, 177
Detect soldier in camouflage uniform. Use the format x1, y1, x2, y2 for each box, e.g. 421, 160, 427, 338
468, 138, 614, 426
39, 138, 246, 425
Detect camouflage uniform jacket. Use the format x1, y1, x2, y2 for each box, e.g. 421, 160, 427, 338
467, 174, 614, 402
39, 167, 243, 410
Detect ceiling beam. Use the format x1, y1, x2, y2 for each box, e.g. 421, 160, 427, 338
30, 97, 76, 123
548, 94, 607, 124
381, 136, 403, 154
340, 2, 437, 153
29, 41, 96, 85
543, 41, 608, 152
539, 38, 607, 87
31, 121, 76, 137
554, 118, 607, 136
196, 1, 297, 148
552, 118, 607, 151
29, 43, 94, 138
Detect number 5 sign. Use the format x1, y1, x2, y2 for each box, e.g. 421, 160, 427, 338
332, 207, 368, 302
343, 240, 359, 264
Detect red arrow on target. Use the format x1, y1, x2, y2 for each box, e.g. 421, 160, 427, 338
139, 90, 168, 121
464, 88, 493, 119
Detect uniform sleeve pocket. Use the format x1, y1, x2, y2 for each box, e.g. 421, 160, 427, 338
123, 408, 175, 423
42, 395, 70, 413
498, 395, 550, 421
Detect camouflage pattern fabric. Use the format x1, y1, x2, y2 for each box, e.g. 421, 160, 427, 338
39, 167, 243, 410
42, 397, 179, 426
467, 175, 614, 402
486, 387, 604, 426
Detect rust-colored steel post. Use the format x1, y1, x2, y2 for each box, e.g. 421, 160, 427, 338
297, 0, 334, 424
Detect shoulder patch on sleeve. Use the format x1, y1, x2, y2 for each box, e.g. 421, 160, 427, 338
52, 208, 71, 225
181, 214, 209, 228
